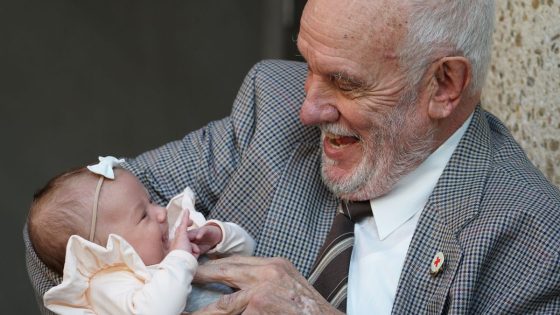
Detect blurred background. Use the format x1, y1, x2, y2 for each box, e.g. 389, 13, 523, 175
1, 1, 558, 313
1, 1, 305, 313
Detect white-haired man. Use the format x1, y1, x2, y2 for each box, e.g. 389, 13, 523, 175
26, 0, 560, 314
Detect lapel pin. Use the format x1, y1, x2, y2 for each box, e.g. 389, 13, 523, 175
430, 251, 445, 276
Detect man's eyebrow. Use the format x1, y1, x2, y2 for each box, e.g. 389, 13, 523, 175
329, 71, 365, 88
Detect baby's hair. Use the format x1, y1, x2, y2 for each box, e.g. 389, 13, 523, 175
28, 167, 98, 275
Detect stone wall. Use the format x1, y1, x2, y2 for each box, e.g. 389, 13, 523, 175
481, 0, 560, 186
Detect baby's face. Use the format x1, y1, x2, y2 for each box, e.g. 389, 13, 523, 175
95, 169, 169, 266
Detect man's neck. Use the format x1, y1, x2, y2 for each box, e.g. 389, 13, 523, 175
431, 95, 479, 151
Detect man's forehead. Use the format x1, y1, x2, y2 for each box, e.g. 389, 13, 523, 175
298, 0, 406, 80
300, 0, 408, 52
303, 0, 407, 26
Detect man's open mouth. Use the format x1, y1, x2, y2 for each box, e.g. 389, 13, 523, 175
325, 132, 360, 147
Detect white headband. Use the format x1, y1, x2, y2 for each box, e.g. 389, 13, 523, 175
86, 156, 124, 241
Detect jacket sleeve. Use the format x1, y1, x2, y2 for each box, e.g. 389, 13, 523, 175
89, 251, 198, 315
122, 63, 262, 215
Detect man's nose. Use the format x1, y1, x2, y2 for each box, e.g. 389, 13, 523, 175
299, 76, 339, 125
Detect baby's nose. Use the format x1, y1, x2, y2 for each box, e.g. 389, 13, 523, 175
156, 207, 167, 223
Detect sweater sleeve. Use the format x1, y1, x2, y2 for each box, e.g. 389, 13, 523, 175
206, 220, 256, 257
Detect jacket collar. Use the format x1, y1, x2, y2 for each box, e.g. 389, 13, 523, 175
371, 113, 472, 240
392, 105, 492, 314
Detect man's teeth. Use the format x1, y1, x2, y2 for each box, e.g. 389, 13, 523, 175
326, 134, 359, 147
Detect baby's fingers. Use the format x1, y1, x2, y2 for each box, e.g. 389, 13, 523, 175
174, 211, 190, 239
182, 210, 197, 230
191, 243, 200, 258
195, 229, 208, 241
187, 214, 194, 227
187, 228, 207, 241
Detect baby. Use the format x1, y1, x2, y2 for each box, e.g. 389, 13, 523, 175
27, 156, 255, 315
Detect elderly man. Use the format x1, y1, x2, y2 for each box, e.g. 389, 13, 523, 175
26, 0, 559, 314
137, 0, 557, 313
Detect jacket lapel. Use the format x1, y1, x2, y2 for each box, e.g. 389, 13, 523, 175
392, 106, 492, 314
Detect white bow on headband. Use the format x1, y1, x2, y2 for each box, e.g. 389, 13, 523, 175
86, 156, 124, 242
87, 156, 125, 180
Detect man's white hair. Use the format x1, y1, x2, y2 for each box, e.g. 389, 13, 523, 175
399, 0, 495, 95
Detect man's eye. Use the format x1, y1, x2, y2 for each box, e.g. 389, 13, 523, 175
336, 83, 354, 92
330, 75, 358, 92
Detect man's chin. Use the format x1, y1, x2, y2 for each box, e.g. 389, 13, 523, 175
321, 165, 347, 182
320, 160, 395, 201
321, 165, 368, 200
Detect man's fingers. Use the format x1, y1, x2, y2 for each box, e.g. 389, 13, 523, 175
194, 261, 247, 287
203, 255, 287, 267
193, 256, 340, 314
190, 288, 250, 315
191, 279, 326, 315
194, 256, 297, 289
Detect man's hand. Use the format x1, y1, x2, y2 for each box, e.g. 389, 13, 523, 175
191, 256, 344, 315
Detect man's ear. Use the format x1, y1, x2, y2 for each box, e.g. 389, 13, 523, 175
427, 56, 471, 119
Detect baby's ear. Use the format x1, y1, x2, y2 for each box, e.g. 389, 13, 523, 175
427, 56, 471, 120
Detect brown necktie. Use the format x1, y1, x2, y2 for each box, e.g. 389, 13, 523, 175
309, 200, 373, 312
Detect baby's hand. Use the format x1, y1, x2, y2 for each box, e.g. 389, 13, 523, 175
170, 211, 200, 258
187, 223, 223, 255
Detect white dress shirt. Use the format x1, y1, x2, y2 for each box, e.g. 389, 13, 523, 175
347, 115, 472, 315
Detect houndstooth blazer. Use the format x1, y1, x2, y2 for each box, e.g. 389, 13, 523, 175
25, 60, 560, 314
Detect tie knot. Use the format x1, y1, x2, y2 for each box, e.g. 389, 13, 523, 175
341, 200, 372, 222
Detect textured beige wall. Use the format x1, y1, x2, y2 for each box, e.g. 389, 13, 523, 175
481, 0, 560, 187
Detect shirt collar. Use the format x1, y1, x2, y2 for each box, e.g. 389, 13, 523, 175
370, 114, 473, 240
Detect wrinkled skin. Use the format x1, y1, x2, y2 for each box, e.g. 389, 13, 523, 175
191, 256, 342, 315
